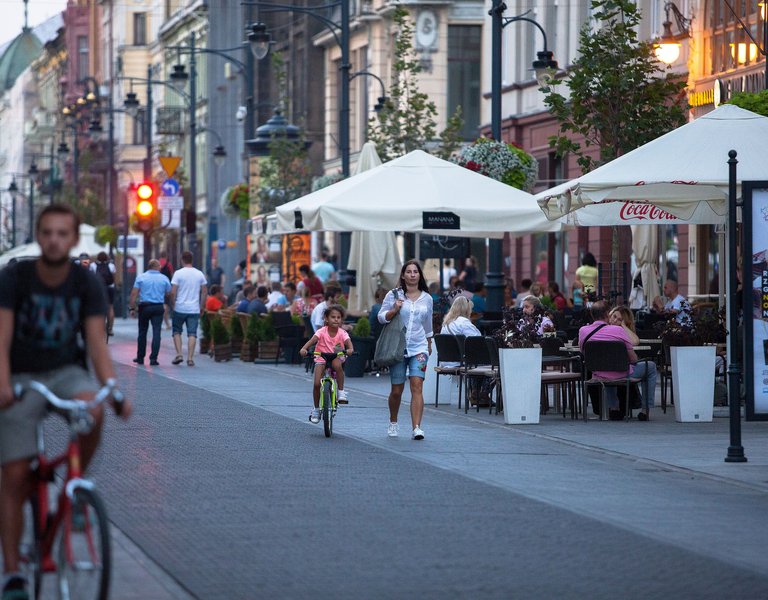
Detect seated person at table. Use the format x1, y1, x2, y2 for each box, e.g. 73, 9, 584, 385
579, 301, 657, 421
311, 286, 352, 333
247, 285, 269, 315
441, 296, 481, 338
205, 284, 226, 312
548, 281, 568, 311
236, 285, 255, 313
608, 305, 640, 345
266, 281, 287, 311
652, 279, 689, 323
471, 283, 487, 313
520, 296, 555, 335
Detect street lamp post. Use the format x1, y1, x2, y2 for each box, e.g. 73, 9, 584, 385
245, 1, 351, 177
488, 1, 558, 312
7, 167, 37, 244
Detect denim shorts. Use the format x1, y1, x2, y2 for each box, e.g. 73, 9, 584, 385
390, 353, 429, 385
172, 311, 200, 337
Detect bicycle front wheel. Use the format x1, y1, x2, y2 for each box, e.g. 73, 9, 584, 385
57, 487, 111, 600
322, 379, 333, 438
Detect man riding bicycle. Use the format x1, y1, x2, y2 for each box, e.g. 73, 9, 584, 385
0, 204, 132, 600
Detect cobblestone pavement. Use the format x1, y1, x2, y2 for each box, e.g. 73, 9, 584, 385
71, 319, 768, 598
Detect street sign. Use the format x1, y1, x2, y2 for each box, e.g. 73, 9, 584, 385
158, 196, 184, 210
162, 178, 180, 197
159, 156, 181, 178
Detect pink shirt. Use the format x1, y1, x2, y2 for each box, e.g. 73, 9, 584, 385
578, 320, 633, 379
315, 326, 350, 355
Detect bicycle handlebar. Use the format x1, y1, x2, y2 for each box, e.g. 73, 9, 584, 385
14, 378, 125, 416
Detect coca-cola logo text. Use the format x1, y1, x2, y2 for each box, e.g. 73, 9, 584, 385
618, 202, 679, 221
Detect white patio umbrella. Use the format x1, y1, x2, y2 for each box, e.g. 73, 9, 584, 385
0, 224, 108, 267
346, 142, 402, 313
535, 104, 768, 225
276, 150, 561, 237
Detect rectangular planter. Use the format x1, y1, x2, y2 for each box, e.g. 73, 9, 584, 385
213, 343, 232, 362
671, 345, 716, 422
258, 340, 279, 360
499, 347, 542, 424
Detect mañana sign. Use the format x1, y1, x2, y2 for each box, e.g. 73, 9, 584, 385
423, 211, 460, 230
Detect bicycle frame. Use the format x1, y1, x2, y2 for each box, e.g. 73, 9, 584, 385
29, 420, 96, 574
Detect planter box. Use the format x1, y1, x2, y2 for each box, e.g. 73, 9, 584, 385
213, 343, 232, 362
199, 338, 211, 355
258, 340, 279, 360
347, 336, 375, 378
671, 345, 716, 422
240, 341, 258, 362
499, 347, 542, 424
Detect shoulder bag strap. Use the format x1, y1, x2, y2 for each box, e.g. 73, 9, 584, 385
582, 322, 608, 347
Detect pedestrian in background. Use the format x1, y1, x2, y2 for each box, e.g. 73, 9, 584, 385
159, 251, 174, 329
129, 259, 171, 366
298, 265, 324, 300
311, 252, 336, 283
91, 251, 116, 336
378, 260, 433, 441
515, 278, 532, 308
207, 257, 225, 292
170, 251, 207, 367
458, 256, 478, 292
575, 252, 598, 296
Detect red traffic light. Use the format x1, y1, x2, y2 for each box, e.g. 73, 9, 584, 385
137, 182, 154, 201
134, 181, 157, 232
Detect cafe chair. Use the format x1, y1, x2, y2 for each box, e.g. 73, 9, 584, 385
462, 336, 498, 415
583, 341, 644, 421
433, 334, 466, 408
484, 336, 503, 415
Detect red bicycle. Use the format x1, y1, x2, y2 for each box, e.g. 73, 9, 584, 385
14, 378, 124, 600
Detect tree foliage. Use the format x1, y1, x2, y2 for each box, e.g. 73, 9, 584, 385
727, 90, 768, 116
542, 0, 688, 173
367, 6, 463, 161
257, 51, 313, 213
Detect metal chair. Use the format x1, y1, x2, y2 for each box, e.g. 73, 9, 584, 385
582, 341, 644, 421
433, 334, 466, 408
484, 336, 503, 414
462, 336, 497, 414
274, 324, 306, 365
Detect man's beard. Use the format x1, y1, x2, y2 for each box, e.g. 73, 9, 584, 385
40, 253, 71, 267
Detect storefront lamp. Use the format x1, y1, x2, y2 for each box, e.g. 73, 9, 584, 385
654, 2, 691, 65
730, 42, 759, 64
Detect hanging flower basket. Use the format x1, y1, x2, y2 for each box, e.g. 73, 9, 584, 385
221, 183, 250, 219
454, 138, 538, 192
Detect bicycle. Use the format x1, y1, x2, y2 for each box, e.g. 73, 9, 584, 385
14, 378, 124, 600
314, 352, 344, 438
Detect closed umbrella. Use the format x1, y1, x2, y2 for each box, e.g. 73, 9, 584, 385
346, 142, 402, 313
630, 225, 661, 307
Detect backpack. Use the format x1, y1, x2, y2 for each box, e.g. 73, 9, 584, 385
160, 261, 173, 279
96, 261, 114, 286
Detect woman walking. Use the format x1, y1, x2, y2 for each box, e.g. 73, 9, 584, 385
378, 260, 433, 440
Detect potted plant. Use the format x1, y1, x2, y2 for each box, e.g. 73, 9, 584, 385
658, 302, 724, 422
256, 314, 279, 360
210, 316, 232, 362
345, 317, 373, 378
241, 313, 260, 362
494, 309, 543, 424
229, 314, 244, 357
199, 312, 212, 355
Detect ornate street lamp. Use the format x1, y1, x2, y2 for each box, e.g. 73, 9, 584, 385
654, 2, 692, 65
248, 22, 271, 60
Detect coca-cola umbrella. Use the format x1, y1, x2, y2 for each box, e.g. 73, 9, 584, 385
534, 104, 768, 226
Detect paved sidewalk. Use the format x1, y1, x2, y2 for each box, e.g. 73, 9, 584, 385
109, 317, 768, 582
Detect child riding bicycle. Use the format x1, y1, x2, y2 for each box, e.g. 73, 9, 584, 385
299, 304, 354, 424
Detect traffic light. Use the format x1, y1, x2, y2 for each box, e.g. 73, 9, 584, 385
134, 182, 156, 232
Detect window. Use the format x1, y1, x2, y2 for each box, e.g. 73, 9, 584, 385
447, 25, 481, 140
77, 36, 88, 80
706, 0, 764, 75
133, 13, 147, 46
132, 108, 146, 145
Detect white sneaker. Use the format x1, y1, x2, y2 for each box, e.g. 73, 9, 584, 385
309, 409, 321, 424
387, 422, 399, 437
337, 389, 348, 404
412, 426, 425, 440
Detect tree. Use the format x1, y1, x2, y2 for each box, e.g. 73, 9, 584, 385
367, 6, 463, 161
727, 90, 768, 116
542, 0, 688, 174
256, 51, 313, 213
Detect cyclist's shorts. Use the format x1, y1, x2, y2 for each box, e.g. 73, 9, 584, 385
0, 365, 97, 465
313, 352, 346, 366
